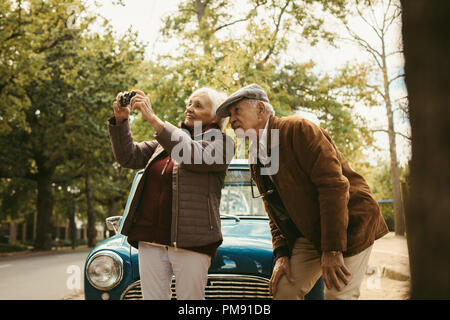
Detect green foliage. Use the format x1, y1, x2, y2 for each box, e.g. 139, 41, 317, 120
0, 243, 29, 253
0, 177, 36, 222
364, 160, 410, 232
0, 0, 145, 247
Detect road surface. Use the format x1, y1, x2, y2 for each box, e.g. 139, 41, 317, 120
0, 249, 90, 300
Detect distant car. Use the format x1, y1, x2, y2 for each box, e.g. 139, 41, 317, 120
84, 159, 324, 300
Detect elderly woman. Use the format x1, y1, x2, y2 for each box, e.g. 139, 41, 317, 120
108, 88, 235, 300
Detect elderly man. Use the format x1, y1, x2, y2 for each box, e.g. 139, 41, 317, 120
216, 84, 389, 300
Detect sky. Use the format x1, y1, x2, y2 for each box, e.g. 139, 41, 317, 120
87, 0, 410, 166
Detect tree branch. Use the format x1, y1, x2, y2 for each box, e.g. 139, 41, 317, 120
384, 1, 402, 32
372, 129, 411, 141
0, 169, 36, 181
381, 0, 393, 33
342, 24, 384, 70
387, 49, 403, 57
4, 32, 23, 42
355, 3, 383, 41
35, 34, 74, 53
366, 83, 386, 100
214, 18, 249, 33
389, 73, 405, 85
260, 0, 291, 64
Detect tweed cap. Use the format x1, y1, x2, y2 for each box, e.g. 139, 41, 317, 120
216, 83, 269, 118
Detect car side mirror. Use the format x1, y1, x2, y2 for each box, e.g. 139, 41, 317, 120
106, 216, 122, 235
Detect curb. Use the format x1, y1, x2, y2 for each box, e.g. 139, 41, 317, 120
0, 246, 91, 259
366, 264, 410, 282
381, 265, 410, 281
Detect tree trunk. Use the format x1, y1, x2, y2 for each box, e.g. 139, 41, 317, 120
85, 172, 96, 247
401, 0, 450, 299
55, 225, 60, 240
68, 201, 76, 249
33, 211, 37, 242
194, 0, 208, 23
22, 222, 26, 243
9, 222, 17, 245
381, 34, 405, 236
384, 89, 405, 236
34, 171, 54, 250
65, 220, 69, 240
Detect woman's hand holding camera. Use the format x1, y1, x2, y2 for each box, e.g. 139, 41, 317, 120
129, 89, 155, 123
122, 89, 165, 133
113, 92, 131, 124
113, 89, 164, 133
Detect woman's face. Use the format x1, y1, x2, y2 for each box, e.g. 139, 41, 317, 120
184, 91, 218, 129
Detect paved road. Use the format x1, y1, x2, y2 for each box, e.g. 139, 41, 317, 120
0, 249, 91, 300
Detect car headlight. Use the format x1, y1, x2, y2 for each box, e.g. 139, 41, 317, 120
86, 251, 123, 291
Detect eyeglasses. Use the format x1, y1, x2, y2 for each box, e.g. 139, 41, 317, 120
250, 177, 274, 199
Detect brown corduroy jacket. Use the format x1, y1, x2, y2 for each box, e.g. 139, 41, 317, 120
251, 115, 389, 259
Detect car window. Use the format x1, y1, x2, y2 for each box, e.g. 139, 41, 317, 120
220, 169, 267, 217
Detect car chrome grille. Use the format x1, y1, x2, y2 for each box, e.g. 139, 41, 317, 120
120, 275, 272, 300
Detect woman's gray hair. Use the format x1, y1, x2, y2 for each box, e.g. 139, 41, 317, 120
188, 87, 229, 130
246, 99, 275, 115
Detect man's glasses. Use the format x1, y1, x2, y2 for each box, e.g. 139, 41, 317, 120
250, 177, 274, 199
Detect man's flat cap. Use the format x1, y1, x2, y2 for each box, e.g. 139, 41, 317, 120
216, 83, 269, 118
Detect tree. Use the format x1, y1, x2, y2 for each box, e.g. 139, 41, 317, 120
0, 0, 144, 250
337, 0, 408, 235
401, 0, 450, 299
65, 26, 145, 248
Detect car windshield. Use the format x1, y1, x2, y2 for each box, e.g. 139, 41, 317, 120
220, 169, 267, 217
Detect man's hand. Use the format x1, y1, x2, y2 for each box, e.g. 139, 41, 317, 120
113, 92, 130, 123
321, 251, 352, 291
269, 256, 294, 295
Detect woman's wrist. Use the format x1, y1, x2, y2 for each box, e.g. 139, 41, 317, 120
147, 114, 164, 134
115, 116, 128, 124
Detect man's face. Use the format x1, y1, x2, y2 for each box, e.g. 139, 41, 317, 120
229, 100, 260, 138
184, 91, 216, 128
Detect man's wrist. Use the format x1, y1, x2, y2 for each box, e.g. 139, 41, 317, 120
274, 246, 290, 261
324, 250, 342, 256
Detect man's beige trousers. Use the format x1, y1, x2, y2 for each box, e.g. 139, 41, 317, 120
138, 241, 211, 300
274, 237, 372, 300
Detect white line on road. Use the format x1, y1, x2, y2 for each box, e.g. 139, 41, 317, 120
0, 264, 12, 269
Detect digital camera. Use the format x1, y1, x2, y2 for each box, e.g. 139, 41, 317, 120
120, 91, 136, 107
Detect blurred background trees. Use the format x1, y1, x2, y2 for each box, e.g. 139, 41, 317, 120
337, 0, 408, 236
0, 0, 409, 251
0, 0, 144, 250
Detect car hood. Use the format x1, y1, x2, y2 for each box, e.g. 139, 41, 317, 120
89, 218, 274, 280
210, 218, 274, 278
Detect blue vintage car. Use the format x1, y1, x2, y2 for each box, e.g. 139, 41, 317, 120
84, 159, 324, 300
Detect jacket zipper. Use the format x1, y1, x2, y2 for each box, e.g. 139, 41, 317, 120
161, 156, 171, 175
173, 167, 179, 248
207, 197, 214, 230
